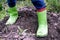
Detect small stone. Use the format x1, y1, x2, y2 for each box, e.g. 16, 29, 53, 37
51, 35, 54, 38
54, 23, 58, 26
54, 27, 57, 29
58, 17, 60, 20
53, 13, 57, 17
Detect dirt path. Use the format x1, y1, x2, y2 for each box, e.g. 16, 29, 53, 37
0, 7, 60, 40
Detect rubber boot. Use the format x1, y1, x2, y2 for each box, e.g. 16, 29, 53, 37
6, 7, 18, 25
36, 10, 48, 37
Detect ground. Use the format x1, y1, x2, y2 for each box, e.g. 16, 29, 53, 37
0, 7, 60, 40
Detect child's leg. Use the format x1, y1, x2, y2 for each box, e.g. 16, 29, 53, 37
6, 0, 18, 25
31, 0, 48, 37
7, 0, 16, 7
31, 0, 46, 9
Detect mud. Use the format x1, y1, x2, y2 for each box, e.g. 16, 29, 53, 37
0, 7, 60, 40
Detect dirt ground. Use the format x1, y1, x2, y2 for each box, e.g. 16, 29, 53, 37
0, 7, 60, 40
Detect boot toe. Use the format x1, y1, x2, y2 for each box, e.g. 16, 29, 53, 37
36, 25, 48, 37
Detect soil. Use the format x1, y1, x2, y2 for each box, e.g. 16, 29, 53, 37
0, 7, 60, 40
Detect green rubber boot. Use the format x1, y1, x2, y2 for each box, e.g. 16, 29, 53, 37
36, 10, 48, 37
6, 7, 18, 25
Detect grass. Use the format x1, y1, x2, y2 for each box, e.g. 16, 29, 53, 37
0, 9, 6, 20
46, 0, 60, 12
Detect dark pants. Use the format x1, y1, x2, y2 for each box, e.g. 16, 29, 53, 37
7, 0, 46, 9
7, 0, 16, 7
31, 0, 46, 9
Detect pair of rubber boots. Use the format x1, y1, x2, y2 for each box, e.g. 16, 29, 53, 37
6, 7, 48, 37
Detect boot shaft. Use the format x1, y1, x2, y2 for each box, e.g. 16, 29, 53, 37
8, 7, 18, 16
37, 10, 47, 25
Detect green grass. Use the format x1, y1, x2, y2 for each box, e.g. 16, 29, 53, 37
46, 0, 60, 12
0, 9, 6, 20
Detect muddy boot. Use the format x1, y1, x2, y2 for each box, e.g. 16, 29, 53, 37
36, 10, 48, 37
6, 7, 18, 25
